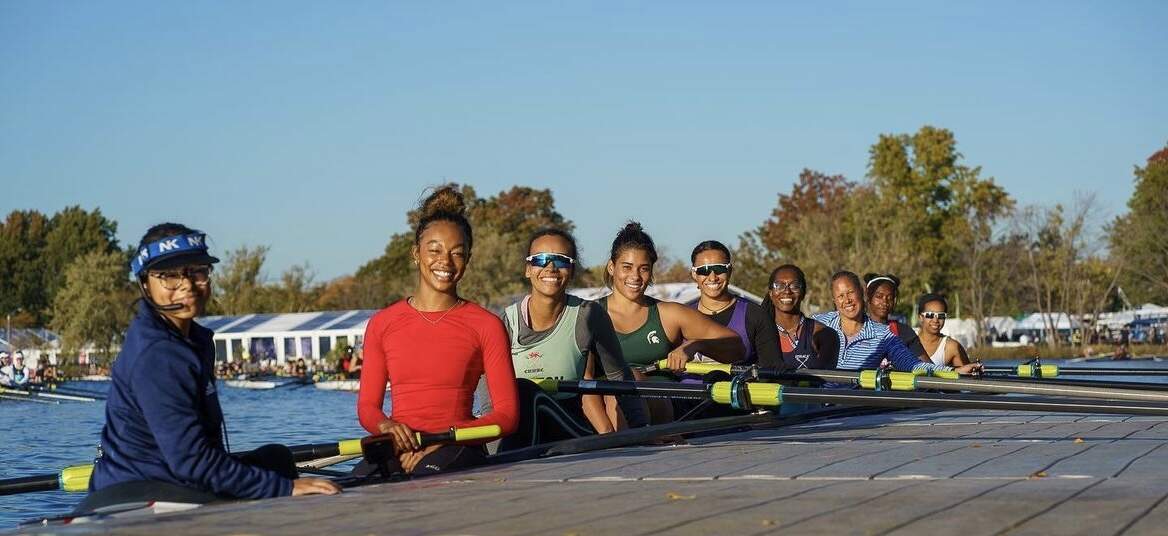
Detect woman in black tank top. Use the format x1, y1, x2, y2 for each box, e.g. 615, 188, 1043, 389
759, 264, 837, 370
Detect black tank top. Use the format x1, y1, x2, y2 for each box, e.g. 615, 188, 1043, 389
781, 320, 838, 369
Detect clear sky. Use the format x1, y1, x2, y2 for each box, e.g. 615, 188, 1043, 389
3, 1, 1165, 281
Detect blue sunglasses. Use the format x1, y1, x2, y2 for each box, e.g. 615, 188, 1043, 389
526, 252, 575, 270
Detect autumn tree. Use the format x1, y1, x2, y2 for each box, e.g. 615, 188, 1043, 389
1110, 144, 1168, 304
210, 245, 271, 315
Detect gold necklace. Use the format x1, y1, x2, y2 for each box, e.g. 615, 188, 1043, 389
408, 297, 463, 325
699, 297, 735, 315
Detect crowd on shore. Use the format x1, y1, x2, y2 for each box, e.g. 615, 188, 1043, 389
0, 349, 60, 387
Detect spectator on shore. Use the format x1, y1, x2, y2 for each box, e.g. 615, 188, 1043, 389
0, 351, 13, 387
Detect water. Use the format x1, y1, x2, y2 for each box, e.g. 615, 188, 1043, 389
0, 381, 368, 529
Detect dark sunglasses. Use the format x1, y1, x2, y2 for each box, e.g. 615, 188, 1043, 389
526, 252, 575, 270
691, 263, 731, 276
920, 311, 949, 320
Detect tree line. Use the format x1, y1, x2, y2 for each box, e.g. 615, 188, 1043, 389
3, 127, 1165, 358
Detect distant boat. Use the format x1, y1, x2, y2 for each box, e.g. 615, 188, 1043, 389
314, 379, 387, 392
79, 375, 110, 381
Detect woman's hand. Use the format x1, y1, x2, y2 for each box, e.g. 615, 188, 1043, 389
377, 418, 419, 453
291, 477, 342, 496
954, 362, 984, 375
399, 444, 444, 474
666, 347, 691, 372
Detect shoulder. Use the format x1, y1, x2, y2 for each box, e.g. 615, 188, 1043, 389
812, 311, 839, 325
368, 300, 409, 326
460, 302, 508, 332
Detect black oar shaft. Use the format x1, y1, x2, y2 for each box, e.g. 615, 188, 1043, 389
0, 475, 58, 495
780, 387, 1168, 416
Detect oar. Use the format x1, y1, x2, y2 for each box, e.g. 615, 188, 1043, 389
0, 393, 58, 405
0, 425, 501, 496
534, 378, 1168, 417
968, 374, 1168, 392
981, 362, 1168, 378
791, 368, 1168, 403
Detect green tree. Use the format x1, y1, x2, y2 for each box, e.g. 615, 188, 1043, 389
42, 207, 120, 306
0, 210, 50, 321
210, 245, 271, 315
49, 250, 134, 361
1110, 144, 1168, 304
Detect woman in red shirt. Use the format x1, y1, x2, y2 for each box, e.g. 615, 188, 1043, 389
357, 186, 519, 475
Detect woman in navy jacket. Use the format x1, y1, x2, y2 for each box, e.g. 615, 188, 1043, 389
79, 223, 338, 512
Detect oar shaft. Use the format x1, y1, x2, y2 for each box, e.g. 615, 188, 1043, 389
914, 376, 1168, 403
780, 387, 1168, 416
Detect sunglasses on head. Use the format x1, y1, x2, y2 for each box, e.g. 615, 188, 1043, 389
526, 252, 575, 270
920, 311, 949, 320
691, 263, 731, 276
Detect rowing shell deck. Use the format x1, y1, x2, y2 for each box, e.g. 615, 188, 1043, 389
20, 408, 1168, 535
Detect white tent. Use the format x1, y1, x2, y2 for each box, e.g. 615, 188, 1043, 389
569, 282, 764, 305
1015, 312, 1081, 331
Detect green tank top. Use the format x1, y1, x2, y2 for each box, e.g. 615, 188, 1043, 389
600, 296, 672, 366
505, 296, 586, 388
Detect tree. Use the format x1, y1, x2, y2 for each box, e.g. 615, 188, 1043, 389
49, 250, 134, 361
0, 210, 50, 321
1110, 144, 1168, 304
210, 245, 271, 315
41, 206, 120, 305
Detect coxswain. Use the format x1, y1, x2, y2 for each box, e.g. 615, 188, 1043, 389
81, 223, 339, 514
759, 264, 837, 371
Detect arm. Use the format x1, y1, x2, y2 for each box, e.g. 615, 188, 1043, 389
811, 323, 839, 369
453, 316, 518, 436
951, 340, 970, 366
133, 342, 292, 499
660, 302, 745, 366
883, 335, 944, 373
356, 315, 390, 434
580, 353, 616, 433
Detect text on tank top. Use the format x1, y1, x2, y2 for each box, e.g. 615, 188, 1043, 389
779, 317, 819, 369
689, 298, 754, 363
505, 296, 585, 382
601, 296, 672, 366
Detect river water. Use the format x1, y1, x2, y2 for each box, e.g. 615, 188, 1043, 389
0, 381, 368, 529
1, 359, 1165, 529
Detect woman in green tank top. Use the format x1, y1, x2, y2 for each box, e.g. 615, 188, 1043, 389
601, 222, 746, 423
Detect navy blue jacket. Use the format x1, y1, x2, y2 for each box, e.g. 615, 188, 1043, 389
90, 301, 292, 498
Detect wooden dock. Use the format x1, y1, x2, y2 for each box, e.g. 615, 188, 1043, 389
19, 408, 1168, 535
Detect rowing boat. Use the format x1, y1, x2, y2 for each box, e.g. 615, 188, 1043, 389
313, 379, 362, 392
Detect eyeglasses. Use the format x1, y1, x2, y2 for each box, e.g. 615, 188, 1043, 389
920, 311, 949, 320
691, 263, 731, 276
770, 281, 804, 293
149, 265, 213, 291
526, 253, 575, 270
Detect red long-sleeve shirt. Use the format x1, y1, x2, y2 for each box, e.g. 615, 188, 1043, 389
357, 299, 518, 438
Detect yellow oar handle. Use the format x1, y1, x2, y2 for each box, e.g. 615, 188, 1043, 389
1017, 363, 1059, 378
337, 439, 364, 457
911, 368, 960, 380
709, 382, 783, 407
858, 370, 918, 391
651, 359, 732, 375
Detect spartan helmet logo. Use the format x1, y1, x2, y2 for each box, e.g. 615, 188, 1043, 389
646, 330, 661, 345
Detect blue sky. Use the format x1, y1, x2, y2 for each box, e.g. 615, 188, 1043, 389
3, 1, 1165, 281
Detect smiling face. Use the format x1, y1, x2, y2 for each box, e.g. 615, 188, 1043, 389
412, 220, 469, 295
832, 277, 864, 322
691, 249, 731, 300
607, 247, 653, 302
920, 299, 947, 336
769, 267, 805, 314
867, 282, 897, 323
526, 234, 574, 299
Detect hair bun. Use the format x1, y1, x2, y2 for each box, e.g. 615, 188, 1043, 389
420, 185, 467, 218
620, 221, 644, 235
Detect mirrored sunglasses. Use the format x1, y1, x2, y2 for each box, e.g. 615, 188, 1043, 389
921, 311, 949, 320
526, 253, 575, 270
691, 263, 731, 276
